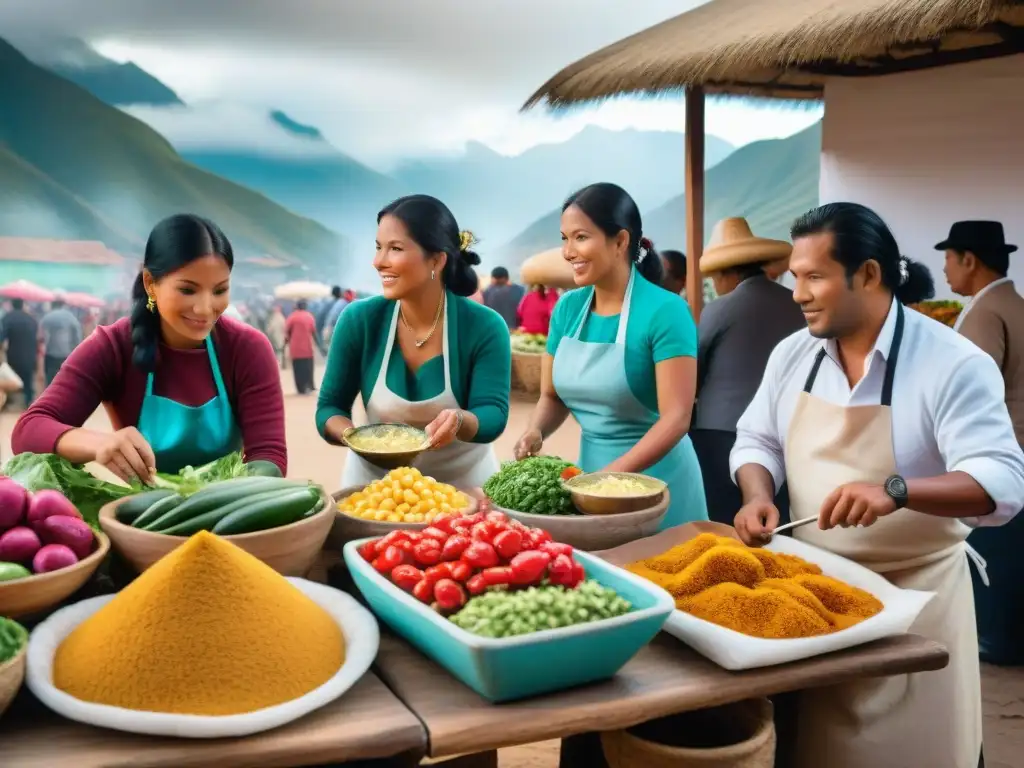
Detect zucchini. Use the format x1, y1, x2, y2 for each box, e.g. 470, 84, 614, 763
142, 477, 304, 531
244, 460, 284, 478
212, 486, 321, 535
131, 493, 184, 529
159, 488, 295, 536
116, 489, 176, 524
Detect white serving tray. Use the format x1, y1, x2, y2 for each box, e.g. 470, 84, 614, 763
598, 522, 936, 671
27, 579, 379, 738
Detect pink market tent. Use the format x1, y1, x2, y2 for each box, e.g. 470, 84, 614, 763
62, 292, 107, 309
0, 280, 55, 302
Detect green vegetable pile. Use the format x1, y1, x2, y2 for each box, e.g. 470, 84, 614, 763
449, 581, 632, 638
511, 332, 547, 354
0, 617, 28, 664
117, 476, 324, 536
483, 456, 577, 515
2, 452, 280, 530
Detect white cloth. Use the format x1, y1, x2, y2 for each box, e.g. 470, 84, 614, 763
731, 299, 1024, 526
339, 299, 499, 490
952, 276, 1013, 331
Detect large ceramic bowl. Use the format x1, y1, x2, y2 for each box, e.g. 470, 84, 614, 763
26, 580, 379, 738
342, 423, 430, 471
98, 490, 335, 577
491, 493, 669, 551
329, 486, 478, 550
564, 472, 667, 516
0, 532, 111, 619
344, 540, 673, 703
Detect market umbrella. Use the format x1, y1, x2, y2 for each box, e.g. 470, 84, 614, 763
0, 280, 55, 302
62, 292, 106, 309
273, 281, 332, 300
519, 248, 575, 290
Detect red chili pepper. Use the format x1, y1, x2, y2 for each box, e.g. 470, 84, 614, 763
492, 529, 523, 560
391, 564, 424, 591
463, 541, 499, 569
357, 541, 378, 562
547, 553, 574, 587
449, 561, 472, 582
509, 550, 551, 586
539, 541, 573, 559
412, 579, 433, 603
440, 534, 471, 561
434, 578, 467, 612
466, 573, 489, 595
481, 566, 514, 586
421, 526, 449, 542
412, 539, 442, 567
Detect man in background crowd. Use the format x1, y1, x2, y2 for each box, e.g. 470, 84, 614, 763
661, 249, 688, 295
483, 267, 525, 329
322, 288, 354, 346
315, 286, 344, 355
286, 299, 318, 395
39, 295, 82, 385
0, 299, 39, 405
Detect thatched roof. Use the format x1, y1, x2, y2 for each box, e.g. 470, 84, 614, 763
524, 0, 1024, 107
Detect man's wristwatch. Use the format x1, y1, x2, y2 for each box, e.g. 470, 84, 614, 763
884, 474, 909, 510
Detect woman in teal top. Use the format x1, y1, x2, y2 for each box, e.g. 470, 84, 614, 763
515, 183, 708, 528
317, 194, 512, 489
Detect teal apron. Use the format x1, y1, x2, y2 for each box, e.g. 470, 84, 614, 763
136, 336, 243, 475
551, 268, 708, 529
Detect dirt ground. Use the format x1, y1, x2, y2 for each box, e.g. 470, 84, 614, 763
2, 363, 1021, 767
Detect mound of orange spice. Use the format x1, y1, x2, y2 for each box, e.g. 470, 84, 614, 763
626, 533, 883, 639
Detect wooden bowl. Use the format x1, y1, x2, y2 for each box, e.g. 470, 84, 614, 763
0, 643, 27, 719
493, 492, 669, 551
97, 490, 335, 577
329, 486, 478, 549
342, 423, 430, 471
0, 532, 111, 619
564, 472, 667, 516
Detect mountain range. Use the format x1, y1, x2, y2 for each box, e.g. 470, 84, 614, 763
2, 35, 822, 289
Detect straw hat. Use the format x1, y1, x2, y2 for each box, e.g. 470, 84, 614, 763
699, 217, 792, 274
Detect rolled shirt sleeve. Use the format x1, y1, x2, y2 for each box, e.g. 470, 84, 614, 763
729, 347, 787, 495
933, 353, 1024, 526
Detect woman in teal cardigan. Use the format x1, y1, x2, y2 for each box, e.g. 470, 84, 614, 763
317, 195, 512, 489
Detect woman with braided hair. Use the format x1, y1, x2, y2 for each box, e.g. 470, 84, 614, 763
12, 214, 286, 481
317, 194, 511, 488
514, 183, 708, 528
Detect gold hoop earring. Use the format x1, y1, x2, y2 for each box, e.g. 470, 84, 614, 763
146, 295, 156, 313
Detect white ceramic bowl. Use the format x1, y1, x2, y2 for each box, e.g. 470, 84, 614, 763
26, 580, 379, 738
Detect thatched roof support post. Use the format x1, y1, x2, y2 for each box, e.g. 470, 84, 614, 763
684, 86, 705, 321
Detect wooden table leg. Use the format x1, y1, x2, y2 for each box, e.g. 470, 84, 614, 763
559, 733, 608, 768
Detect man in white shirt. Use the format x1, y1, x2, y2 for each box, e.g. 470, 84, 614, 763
731, 202, 1024, 768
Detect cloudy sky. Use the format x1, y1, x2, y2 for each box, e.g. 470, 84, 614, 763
1, 0, 822, 169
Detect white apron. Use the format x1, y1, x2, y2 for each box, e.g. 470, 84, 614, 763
788, 303, 984, 768
339, 299, 499, 489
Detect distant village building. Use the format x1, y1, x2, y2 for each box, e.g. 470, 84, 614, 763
0, 238, 131, 295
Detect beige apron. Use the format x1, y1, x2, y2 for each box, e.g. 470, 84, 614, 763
787, 303, 984, 768
339, 298, 499, 489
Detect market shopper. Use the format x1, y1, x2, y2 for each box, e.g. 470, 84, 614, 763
514, 183, 707, 529
731, 202, 1024, 768
39, 295, 82, 385
11, 214, 287, 481
316, 194, 510, 488
285, 299, 317, 395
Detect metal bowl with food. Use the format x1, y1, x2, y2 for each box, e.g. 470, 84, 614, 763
563, 472, 667, 516
342, 423, 430, 470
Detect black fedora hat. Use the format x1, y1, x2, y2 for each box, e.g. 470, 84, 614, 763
935, 221, 1017, 254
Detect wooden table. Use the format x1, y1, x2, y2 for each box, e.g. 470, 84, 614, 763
374, 631, 949, 759
0, 673, 426, 768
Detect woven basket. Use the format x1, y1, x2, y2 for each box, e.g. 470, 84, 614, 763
602, 699, 775, 768
0, 645, 27, 720
511, 351, 542, 394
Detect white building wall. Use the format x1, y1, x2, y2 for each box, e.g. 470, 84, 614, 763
820, 55, 1024, 299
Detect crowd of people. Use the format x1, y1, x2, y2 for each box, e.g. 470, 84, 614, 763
2, 185, 1023, 767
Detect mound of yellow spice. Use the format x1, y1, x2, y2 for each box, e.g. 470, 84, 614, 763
53, 531, 345, 715
627, 534, 883, 639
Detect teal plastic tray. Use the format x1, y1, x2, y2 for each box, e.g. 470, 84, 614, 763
343, 538, 673, 702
